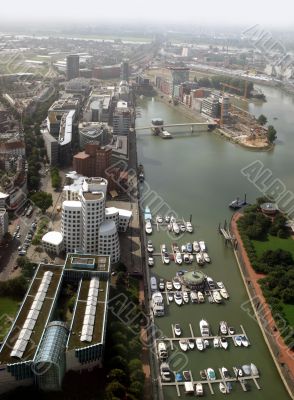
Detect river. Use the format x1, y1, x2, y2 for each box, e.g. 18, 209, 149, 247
136, 86, 293, 400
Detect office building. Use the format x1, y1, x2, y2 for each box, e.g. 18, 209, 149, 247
113, 101, 132, 135
120, 59, 130, 81
66, 55, 79, 81
201, 96, 220, 118
73, 142, 112, 178
0, 208, 8, 242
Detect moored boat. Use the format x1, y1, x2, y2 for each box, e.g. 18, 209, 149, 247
234, 335, 242, 346
219, 321, 228, 335
188, 339, 195, 350
174, 323, 182, 337
250, 363, 258, 376
193, 241, 200, 252
220, 288, 229, 299
174, 291, 183, 306
196, 338, 204, 351
242, 365, 251, 376
179, 340, 188, 352
199, 240, 206, 251
219, 382, 227, 394
202, 252, 211, 263
197, 291, 205, 303
199, 319, 210, 336
168, 293, 174, 302
220, 336, 228, 350
145, 220, 153, 234
190, 291, 198, 303
183, 291, 189, 303
172, 277, 182, 290
195, 382, 203, 396
213, 337, 220, 348
207, 368, 216, 381
213, 290, 222, 303
186, 221, 193, 233
241, 335, 249, 347
183, 370, 191, 381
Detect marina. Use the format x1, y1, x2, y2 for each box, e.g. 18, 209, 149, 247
137, 94, 292, 399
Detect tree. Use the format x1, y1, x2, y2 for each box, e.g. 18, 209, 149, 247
105, 381, 126, 399
128, 359, 143, 373
108, 369, 129, 386
267, 125, 277, 143
257, 114, 267, 126
30, 192, 53, 213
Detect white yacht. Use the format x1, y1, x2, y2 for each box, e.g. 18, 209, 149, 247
145, 220, 152, 234
213, 291, 222, 303
188, 339, 195, 350
180, 223, 186, 232
183, 291, 189, 303
199, 241, 206, 251
172, 277, 182, 290
173, 221, 180, 234
196, 253, 205, 266
220, 337, 228, 350
163, 253, 170, 264
241, 335, 249, 347
196, 338, 204, 351
151, 292, 165, 317
219, 321, 228, 335
186, 221, 193, 233
148, 257, 154, 267
199, 319, 210, 337
234, 335, 242, 347
158, 341, 168, 360
220, 288, 229, 299
217, 281, 225, 289
156, 215, 163, 223
181, 244, 187, 253
197, 292, 205, 303
202, 252, 211, 263
195, 383, 203, 397
175, 252, 182, 265
147, 240, 154, 253
174, 291, 183, 306
213, 337, 220, 348
166, 281, 173, 291
150, 276, 157, 291
179, 339, 188, 352
190, 291, 198, 303
193, 241, 200, 252
174, 323, 182, 336
168, 292, 174, 302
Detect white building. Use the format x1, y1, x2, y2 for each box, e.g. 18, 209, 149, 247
0, 208, 8, 242
113, 101, 132, 135
42, 231, 64, 255
98, 221, 120, 263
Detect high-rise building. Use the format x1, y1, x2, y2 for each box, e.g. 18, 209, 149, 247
120, 59, 130, 81
0, 208, 8, 242
113, 101, 132, 135
66, 55, 80, 81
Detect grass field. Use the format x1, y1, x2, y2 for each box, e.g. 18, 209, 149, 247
282, 304, 294, 328
0, 297, 19, 340
252, 235, 294, 258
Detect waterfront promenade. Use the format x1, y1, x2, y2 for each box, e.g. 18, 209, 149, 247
231, 212, 294, 398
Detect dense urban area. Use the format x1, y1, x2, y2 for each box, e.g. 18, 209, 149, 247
0, 18, 293, 400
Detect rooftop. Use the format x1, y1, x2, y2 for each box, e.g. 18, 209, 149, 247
64, 253, 110, 273
42, 231, 63, 246
82, 191, 103, 201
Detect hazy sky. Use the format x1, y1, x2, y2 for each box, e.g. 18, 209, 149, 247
1, 0, 294, 27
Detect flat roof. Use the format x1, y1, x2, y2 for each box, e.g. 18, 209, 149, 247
82, 192, 103, 201
65, 253, 110, 273
42, 231, 63, 246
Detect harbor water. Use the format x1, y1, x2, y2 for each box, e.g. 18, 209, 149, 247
136, 86, 294, 400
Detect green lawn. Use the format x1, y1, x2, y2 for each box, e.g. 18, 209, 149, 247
282, 304, 294, 328
252, 235, 294, 258
0, 297, 19, 340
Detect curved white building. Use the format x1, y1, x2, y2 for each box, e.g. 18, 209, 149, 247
98, 221, 120, 263
61, 201, 82, 252
105, 207, 119, 230
42, 231, 64, 255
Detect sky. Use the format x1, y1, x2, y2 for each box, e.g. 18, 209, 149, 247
1, 0, 294, 27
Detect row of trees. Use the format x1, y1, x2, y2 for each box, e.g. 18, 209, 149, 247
257, 114, 277, 143
194, 75, 254, 97
51, 167, 62, 190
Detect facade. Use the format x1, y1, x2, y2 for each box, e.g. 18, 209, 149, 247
42, 231, 64, 255
201, 96, 220, 118
92, 65, 120, 79
0, 208, 8, 242
113, 101, 132, 135
0, 254, 110, 394
120, 60, 130, 81
42, 130, 59, 166
98, 221, 120, 263
61, 201, 82, 253
0, 140, 25, 157
73, 142, 112, 178
66, 55, 80, 81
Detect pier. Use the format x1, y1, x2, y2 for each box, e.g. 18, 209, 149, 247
136, 121, 217, 132
218, 220, 237, 247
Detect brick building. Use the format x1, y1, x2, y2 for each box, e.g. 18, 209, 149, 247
73, 142, 112, 178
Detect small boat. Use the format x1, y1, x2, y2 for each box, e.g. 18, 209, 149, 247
199, 319, 210, 336
188, 339, 195, 350
166, 281, 173, 291
219, 321, 228, 335
219, 382, 227, 394
160, 362, 172, 382
161, 244, 167, 253
234, 335, 242, 346
165, 215, 170, 223
195, 382, 203, 396
207, 368, 216, 381
197, 291, 205, 303
220, 288, 229, 299
202, 252, 210, 263
204, 339, 210, 348
144, 206, 152, 220
163, 253, 170, 264
217, 281, 225, 289
148, 257, 154, 267
183, 291, 189, 303
206, 277, 217, 289
250, 363, 259, 376
213, 337, 220, 348
183, 253, 191, 264
175, 252, 183, 265
229, 194, 247, 209
234, 366, 244, 377
228, 326, 235, 335
172, 277, 181, 290
167, 223, 172, 231
147, 240, 154, 253
199, 241, 206, 251
145, 220, 153, 234
196, 338, 204, 351
158, 341, 168, 360
150, 276, 157, 291
189, 254, 194, 262
193, 241, 200, 252
181, 244, 187, 253
196, 253, 205, 266
179, 340, 188, 352
175, 372, 183, 382
190, 291, 198, 303
226, 382, 233, 393
221, 367, 230, 379
173, 222, 180, 234
186, 221, 193, 233
174, 291, 183, 306
213, 291, 222, 303
168, 293, 174, 302
156, 215, 163, 223
159, 279, 165, 291
183, 370, 191, 381
241, 335, 249, 347
242, 365, 251, 376
220, 337, 228, 350
180, 224, 186, 232
174, 324, 181, 337
200, 370, 206, 380
186, 243, 193, 253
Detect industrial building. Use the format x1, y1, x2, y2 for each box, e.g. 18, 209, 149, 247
66, 55, 80, 81
0, 253, 110, 393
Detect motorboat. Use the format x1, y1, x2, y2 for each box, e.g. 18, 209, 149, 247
183, 370, 191, 381
159, 279, 165, 291
199, 319, 210, 336
145, 220, 153, 234
186, 242, 193, 253
144, 206, 152, 221
207, 368, 216, 381
165, 215, 170, 223
221, 367, 230, 379
229, 195, 247, 210
161, 244, 167, 253
242, 365, 251, 376
195, 382, 203, 397
189, 254, 194, 262
204, 339, 210, 348
202, 252, 211, 263
168, 293, 174, 302
193, 241, 200, 252
181, 244, 187, 253
183, 253, 191, 264
241, 335, 249, 347
199, 241, 206, 251
174, 324, 182, 336
151, 292, 165, 317
226, 382, 233, 393
234, 366, 244, 378
196, 338, 204, 351
180, 224, 186, 232
213, 337, 220, 348
160, 362, 172, 382
166, 281, 173, 291
179, 340, 188, 352
196, 253, 205, 266
250, 363, 258, 376
188, 339, 195, 350
183, 291, 189, 303
197, 291, 205, 303
213, 291, 222, 303
200, 370, 206, 380
158, 341, 168, 360
148, 257, 154, 267
206, 277, 216, 289
175, 252, 183, 265
220, 337, 228, 350
228, 326, 235, 335
219, 382, 227, 394
219, 321, 228, 335
173, 222, 180, 234
163, 253, 170, 264
217, 281, 225, 289
175, 372, 183, 382
172, 277, 182, 290
190, 291, 198, 303
186, 221, 193, 233
147, 240, 154, 253
220, 288, 229, 299
234, 335, 242, 346
156, 215, 163, 223
150, 276, 157, 291
174, 291, 183, 306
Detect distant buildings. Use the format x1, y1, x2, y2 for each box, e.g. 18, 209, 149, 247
73, 142, 112, 178
79, 122, 109, 149
66, 55, 80, 81
120, 59, 130, 81
113, 101, 132, 135
92, 65, 120, 80
201, 96, 220, 118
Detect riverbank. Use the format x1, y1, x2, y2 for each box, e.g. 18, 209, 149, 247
231, 213, 294, 399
